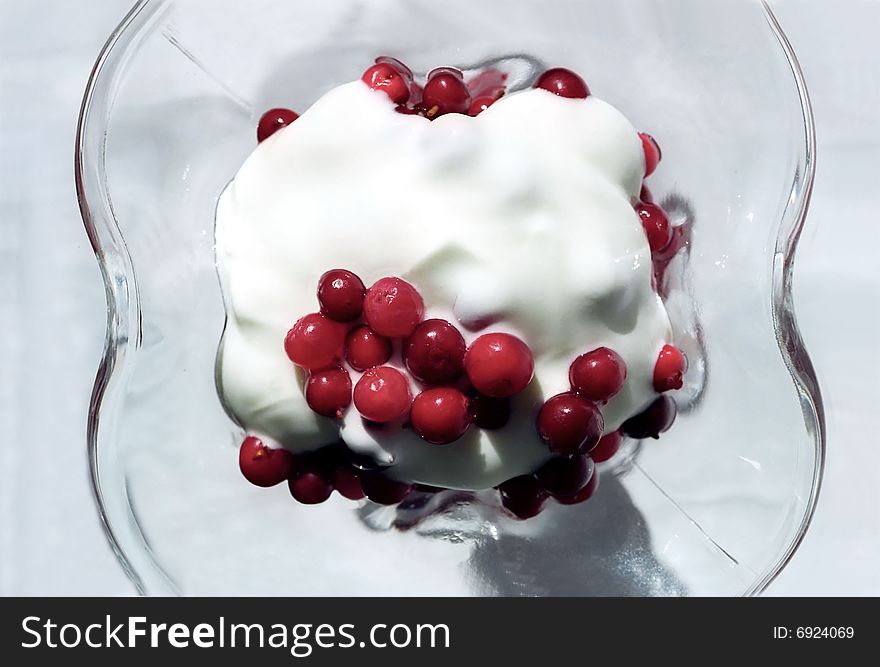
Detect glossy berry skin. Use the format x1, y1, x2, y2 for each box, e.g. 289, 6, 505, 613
468, 392, 511, 430
288, 460, 335, 505
620, 396, 677, 439
363, 277, 425, 338
404, 319, 466, 385
411, 388, 471, 445
590, 431, 622, 463
640, 132, 662, 177
334, 465, 365, 500
238, 436, 294, 488
637, 202, 673, 254
653, 344, 687, 392
353, 366, 412, 423
345, 325, 392, 372
317, 269, 365, 322
498, 475, 548, 520
536, 393, 604, 456
257, 108, 298, 143
535, 455, 594, 497
361, 63, 411, 104
569, 347, 627, 403
305, 367, 352, 418
534, 67, 590, 99
360, 470, 413, 505
555, 468, 600, 506
464, 333, 534, 398
468, 95, 500, 116
284, 313, 346, 371
422, 69, 470, 118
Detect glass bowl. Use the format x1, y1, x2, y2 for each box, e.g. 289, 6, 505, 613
77, 0, 821, 596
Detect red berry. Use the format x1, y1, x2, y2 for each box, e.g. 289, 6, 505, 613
257, 108, 298, 143
353, 366, 412, 423
468, 95, 500, 116
536, 392, 604, 456
534, 67, 590, 99
535, 455, 594, 497
345, 325, 392, 372
411, 388, 471, 445
360, 470, 412, 505
334, 465, 365, 500
423, 68, 470, 118
305, 367, 352, 418
590, 431, 622, 463
640, 184, 654, 203
317, 269, 365, 322
555, 468, 600, 506
284, 313, 346, 371
361, 63, 411, 104
620, 396, 677, 439
464, 333, 534, 398
238, 436, 294, 487
653, 344, 687, 392
288, 460, 334, 505
569, 347, 627, 403
640, 132, 662, 177
637, 202, 673, 254
498, 475, 548, 520
404, 319, 466, 385
468, 392, 511, 430
363, 277, 425, 338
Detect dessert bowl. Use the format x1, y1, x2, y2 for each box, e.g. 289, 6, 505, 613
77, 0, 820, 595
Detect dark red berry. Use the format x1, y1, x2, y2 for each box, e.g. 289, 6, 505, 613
536, 393, 604, 456
653, 344, 687, 392
353, 366, 412, 423
317, 269, 365, 322
345, 325, 392, 372
590, 431, 622, 463
637, 202, 673, 253
555, 468, 600, 506
464, 333, 534, 398
423, 68, 470, 118
534, 67, 590, 99
640, 133, 662, 177
468, 94, 501, 116
468, 392, 511, 430
360, 470, 413, 505
411, 388, 471, 445
363, 277, 425, 338
404, 319, 466, 385
305, 367, 352, 418
620, 396, 677, 439
498, 475, 548, 520
284, 313, 346, 371
334, 465, 365, 500
569, 347, 627, 403
288, 460, 334, 504
257, 108, 298, 143
640, 184, 654, 203
238, 436, 294, 487
535, 455, 594, 497
361, 63, 411, 104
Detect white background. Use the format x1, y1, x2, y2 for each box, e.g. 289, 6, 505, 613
0, 0, 877, 595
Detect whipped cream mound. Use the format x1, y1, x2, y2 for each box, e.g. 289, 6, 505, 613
215, 80, 672, 490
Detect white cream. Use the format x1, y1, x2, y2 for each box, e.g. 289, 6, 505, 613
215, 80, 672, 490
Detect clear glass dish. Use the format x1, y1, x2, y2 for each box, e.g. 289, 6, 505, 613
77, 0, 821, 596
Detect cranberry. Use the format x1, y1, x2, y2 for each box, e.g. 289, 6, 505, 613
468, 95, 501, 116
284, 313, 346, 371
238, 436, 294, 488
534, 67, 590, 99
620, 396, 677, 439
363, 277, 425, 338
334, 465, 365, 501
468, 392, 511, 430
353, 366, 412, 423
423, 68, 470, 118
569, 347, 627, 403
637, 202, 673, 254
411, 388, 471, 445
653, 344, 687, 392
498, 475, 548, 520
288, 460, 334, 505
555, 468, 600, 506
640, 132, 662, 177
361, 63, 411, 104
536, 392, 604, 456
535, 455, 595, 497
640, 184, 654, 203
317, 269, 365, 322
305, 367, 352, 418
464, 333, 534, 398
404, 319, 466, 385
591, 431, 622, 463
345, 325, 392, 372
360, 470, 413, 505
256, 108, 298, 143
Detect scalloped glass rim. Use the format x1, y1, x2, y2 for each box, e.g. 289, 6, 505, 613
76, 0, 822, 596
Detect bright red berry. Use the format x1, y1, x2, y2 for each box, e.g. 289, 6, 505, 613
620, 396, 677, 439
305, 367, 352, 418
411, 388, 471, 445
640, 132, 662, 177
363, 277, 425, 338
359, 470, 413, 505
498, 475, 548, 520
555, 468, 600, 506
238, 436, 294, 488
653, 344, 687, 392
468, 95, 501, 116
284, 313, 346, 371
361, 63, 411, 104
536, 393, 604, 456
257, 108, 298, 143
535, 455, 595, 497
423, 68, 470, 118
334, 465, 365, 501
404, 319, 466, 385
468, 392, 511, 430
345, 325, 392, 372
569, 347, 627, 403
637, 202, 673, 253
534, 67, 590, 99
590, 431, 622, 463
353, 366, 412, 423
288, 460, 334, 505
317, 269, 365, 322
464, 333, 534, 398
